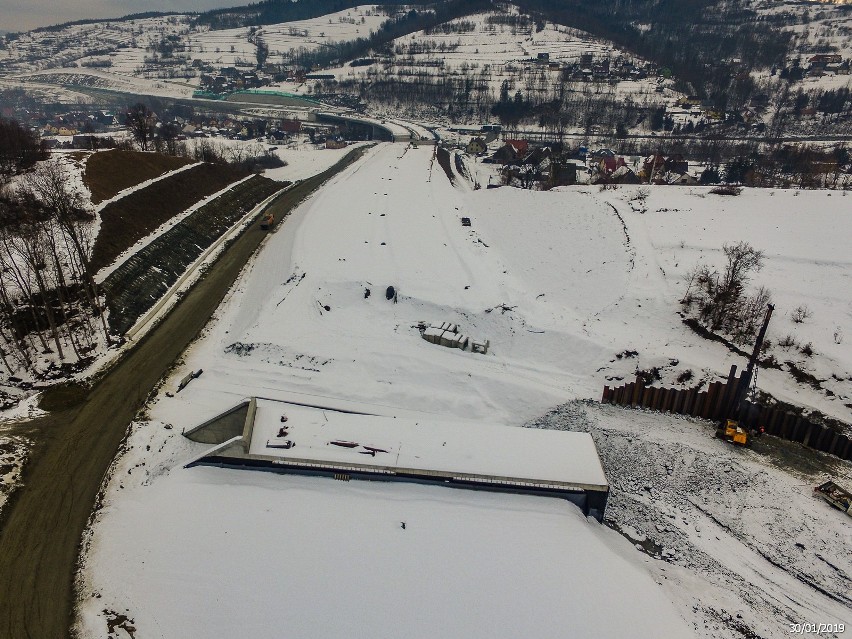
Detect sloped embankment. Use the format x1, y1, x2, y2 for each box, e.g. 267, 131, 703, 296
435, 146, 455, 184
84, 149, 194, 204
101, 175, 284, 335
91, 163, 250, 272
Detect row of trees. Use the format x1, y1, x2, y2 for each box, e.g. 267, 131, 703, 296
124, 102, 284, 171
723, 145, 850, 188
0, 160, 112, 377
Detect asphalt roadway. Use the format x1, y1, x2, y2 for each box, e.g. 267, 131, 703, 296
0, 145, 371, 639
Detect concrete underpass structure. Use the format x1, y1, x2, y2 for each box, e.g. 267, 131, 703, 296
183, 398, 610, 521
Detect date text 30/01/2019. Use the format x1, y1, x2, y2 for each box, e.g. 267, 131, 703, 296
789, 623, 845, 635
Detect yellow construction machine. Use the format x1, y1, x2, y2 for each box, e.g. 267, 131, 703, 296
718, 419, 752, 446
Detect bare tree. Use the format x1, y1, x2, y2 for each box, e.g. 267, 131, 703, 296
682, 241, 770, 344
22, 160, 112, 345
126, 103, 156, 151
256, 36, 269, 69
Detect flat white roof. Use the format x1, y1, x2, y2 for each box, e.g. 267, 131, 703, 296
247, 401, 608, 490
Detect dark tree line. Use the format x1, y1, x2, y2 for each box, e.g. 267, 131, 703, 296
722, 145, 850, 188
0, 118, 47, 181
198, 0, 412, 30
491, 80, 532, 126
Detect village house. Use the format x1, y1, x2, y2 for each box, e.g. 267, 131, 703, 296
609, 165, 641, 184
466, 137, 487, 155
641, 153, 667, 181
280, 119, 302, 134
664, 154, 689, 175
485, 139, 529, 164
549, 160, 579, 186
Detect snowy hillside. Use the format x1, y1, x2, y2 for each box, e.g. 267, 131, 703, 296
0, 6, 389, 102
187, 6, 388, 69
0, 15, 193, 75
274, 7, 673, 123
751, 0, 852, 93
323, 9, 660, 96
0, 3, 680, 129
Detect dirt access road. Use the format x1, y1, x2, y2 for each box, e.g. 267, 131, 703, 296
0, 145, 372, 639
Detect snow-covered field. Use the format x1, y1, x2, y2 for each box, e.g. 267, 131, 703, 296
263, 139, 371, 182
187, 6, 387, 68
591, 184, 852, 425
76, 143, 852, 638
141, 144, 631, 424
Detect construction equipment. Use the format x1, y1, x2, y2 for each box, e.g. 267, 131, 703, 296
719, 419, 750, 446
814, 480, 852, 517
716, 304, 773, 446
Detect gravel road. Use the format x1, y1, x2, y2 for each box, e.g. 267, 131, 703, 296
0, 146, 371, 639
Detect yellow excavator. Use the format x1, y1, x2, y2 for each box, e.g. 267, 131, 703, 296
716, 304, 773, 447
719, 418, 753, 446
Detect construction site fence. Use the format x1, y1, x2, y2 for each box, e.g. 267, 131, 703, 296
601, 374, 852, 462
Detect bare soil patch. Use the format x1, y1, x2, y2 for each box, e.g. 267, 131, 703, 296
84, 150, 193, 204
90, 163, 249, 272
436, 146, 455, 184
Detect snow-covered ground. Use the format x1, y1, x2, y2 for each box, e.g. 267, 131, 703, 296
0, 429, 30, 518
187, 6, 388, 69
591, 184, 852, 425
76, 143, 852, 638
528, 400, 852, 639
141, 143, 630, 424
263, 139, 372, 182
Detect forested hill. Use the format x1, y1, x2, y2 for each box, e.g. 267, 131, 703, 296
514, 0, 790, 105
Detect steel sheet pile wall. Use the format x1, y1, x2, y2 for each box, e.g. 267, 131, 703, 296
601, 375, 852, 461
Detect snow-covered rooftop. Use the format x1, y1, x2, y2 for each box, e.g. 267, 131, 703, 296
241, 401, 608, 490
